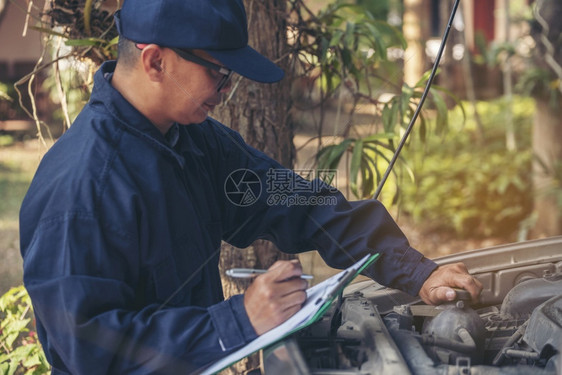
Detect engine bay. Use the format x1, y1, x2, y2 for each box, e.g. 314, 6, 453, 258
262, 237, 562, 374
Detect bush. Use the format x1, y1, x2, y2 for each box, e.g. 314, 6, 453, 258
0, 286, 49, 375
400, 97, 535, 239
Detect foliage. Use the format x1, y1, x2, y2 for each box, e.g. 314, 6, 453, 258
524, 0, 562, 97
355, 0, 391, 21
316, 70, 461, 200
317, 131, 397, 199
400, 97, 535, 238
0, 286, 49, 375
486, 0, 562, 101
289, 0, 405, 97
509, 0, 561, 105
516, 67, 561, 106
289, 0, 461, 201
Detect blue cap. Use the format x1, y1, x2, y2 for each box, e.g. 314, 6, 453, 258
114, 0, 284, 83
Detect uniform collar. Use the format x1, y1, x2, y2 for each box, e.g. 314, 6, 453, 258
91, 61, 169, 145
91, 61, 186, 166
165, 123, 180, 148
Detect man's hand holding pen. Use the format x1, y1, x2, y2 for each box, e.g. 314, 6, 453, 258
243, 260, 309, 335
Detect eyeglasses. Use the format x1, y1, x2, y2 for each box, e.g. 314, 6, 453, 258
171, 48, 233, 92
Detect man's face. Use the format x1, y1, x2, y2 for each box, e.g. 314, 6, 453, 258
162, 49, 233, 125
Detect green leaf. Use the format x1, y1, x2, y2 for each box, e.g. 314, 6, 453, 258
28, 26, 68, 38
364, 23, 387, 60
349, 140, 364, 193
21, 347, 41, 368
432, 84, 465, 123
401, 158, 415, 182
65, 38, 107, 47
329, 30, 344, 47
5, 361, 17, 375
344, 22, 355, 48
431, 91, 449, 134
414, 69, 440, 89
105, 36, 119, 48
360, 152, 378, 197
362, 132, 395, 143
382, 102, 399, 132
372, 20, 407, 48
341, 48, 353, 69
319, 36, 328, 64
400, 84, 414, 127
419, 113, 427, 142
317, 139, 354, 170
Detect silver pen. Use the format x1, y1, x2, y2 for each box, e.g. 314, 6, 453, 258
226, 268, 313, 280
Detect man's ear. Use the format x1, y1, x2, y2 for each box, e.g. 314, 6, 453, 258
139, 44, 165, 81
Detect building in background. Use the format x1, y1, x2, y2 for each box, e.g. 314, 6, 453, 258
0, 0, 44, 134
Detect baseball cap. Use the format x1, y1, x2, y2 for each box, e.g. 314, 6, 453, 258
114, 0, 284, 83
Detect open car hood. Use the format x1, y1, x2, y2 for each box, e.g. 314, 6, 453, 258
262, 236, 562, 374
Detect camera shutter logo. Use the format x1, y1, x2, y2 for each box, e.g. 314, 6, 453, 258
224, 169, 262, 207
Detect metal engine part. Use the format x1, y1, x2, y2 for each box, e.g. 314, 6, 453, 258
421, 303, 487, 365
500, 275, 562, 317
523, 295, 562, 367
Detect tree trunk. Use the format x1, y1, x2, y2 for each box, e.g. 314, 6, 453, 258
212, 1, 296, 373
403, 0, 430, 86
532, 98, 562, 237
530, 0, 562, 238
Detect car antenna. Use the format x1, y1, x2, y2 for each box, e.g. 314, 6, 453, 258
373, 0, 461, 200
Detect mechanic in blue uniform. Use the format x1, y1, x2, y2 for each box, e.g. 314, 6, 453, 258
19, 0, 483, 373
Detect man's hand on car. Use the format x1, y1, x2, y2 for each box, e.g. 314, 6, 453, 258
419, 262, 483, 305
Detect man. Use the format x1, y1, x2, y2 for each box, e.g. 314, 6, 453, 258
20, 0, 482, 373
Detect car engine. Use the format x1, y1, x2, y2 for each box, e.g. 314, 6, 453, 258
262, 238, 562, 375
388, 275, 561, 374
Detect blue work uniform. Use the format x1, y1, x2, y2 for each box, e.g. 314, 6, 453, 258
20, 61, 437, 374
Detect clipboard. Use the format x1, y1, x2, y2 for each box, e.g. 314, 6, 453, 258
201, 253, 380, 374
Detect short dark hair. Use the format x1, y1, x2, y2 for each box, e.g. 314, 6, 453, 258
116, 37, 141, 67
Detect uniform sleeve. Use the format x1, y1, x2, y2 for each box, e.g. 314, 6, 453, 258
21, 212, 257, 374
216, 127, 437, 296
